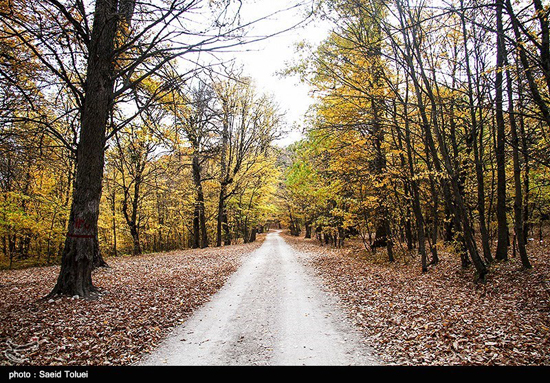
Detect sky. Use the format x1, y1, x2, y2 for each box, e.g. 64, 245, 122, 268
230, 1, 332, 147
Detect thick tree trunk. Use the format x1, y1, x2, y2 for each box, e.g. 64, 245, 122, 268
130, 226, 141, 256
48, 0, 120, 298
372, 223, 387, 248
249, 227, 257, 242
192, 206, 200, 249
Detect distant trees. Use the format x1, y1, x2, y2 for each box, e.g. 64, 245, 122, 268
97, 73, 282, 259
284, 0, 550, 279
166, 80, 217, 250
213, 76, 282, 246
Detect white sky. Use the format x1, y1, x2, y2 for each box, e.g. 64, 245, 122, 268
231, 1, 332, 146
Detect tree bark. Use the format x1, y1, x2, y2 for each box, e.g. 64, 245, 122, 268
504, 54, 532, 269
216, 183, 231, 246
48, 0, 120, 298
495, 0, 509, 261
216, 105, 230, 247
216, 185, 226, 247
459, 1, 493, 264
192, 153, 208, 248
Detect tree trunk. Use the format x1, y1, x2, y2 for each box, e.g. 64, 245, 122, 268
192, 153, 208, 248
517, 75, 531, 244
395, 0, 487, 280
216, 185, 226, 247
199, 195, 208, 248
305, 221, 312, 239
130, 226, 141, 256
505, 55, 532, 269
217, 107, 230, 247
222, 209, 231, 245
459, 1, 493, 264
249, 227, 257, 242
495, 0, 509, 261
403, 94, 428, 271
48, 0, 120, 298
428, 177, 439, 266
216, 183, 231, 246
192, 205, 200, 249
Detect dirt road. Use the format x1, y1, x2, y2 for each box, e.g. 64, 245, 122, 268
137, 231, 379, 366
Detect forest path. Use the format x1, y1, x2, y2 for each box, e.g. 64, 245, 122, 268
137, 230, 379, 366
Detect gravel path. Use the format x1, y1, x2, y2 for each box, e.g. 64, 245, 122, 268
137, 231, 379, 366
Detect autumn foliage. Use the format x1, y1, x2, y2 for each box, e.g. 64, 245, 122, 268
282, 0, 550, 281
0, 0, 549, 367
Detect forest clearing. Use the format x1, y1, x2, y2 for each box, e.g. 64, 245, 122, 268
1, 0, 550, 369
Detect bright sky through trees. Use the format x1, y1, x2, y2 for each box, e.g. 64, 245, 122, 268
232, 0, 331, 146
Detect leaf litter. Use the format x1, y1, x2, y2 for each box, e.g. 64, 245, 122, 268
1, 232, 549, 366
0, 238, 265, 366
283, 233, 550, 366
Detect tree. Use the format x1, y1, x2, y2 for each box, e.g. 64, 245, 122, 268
47, 0, 123, 297
213, 76, 281, 246
494, 0, 510, 261
3, 0, 270, 297
169, 79, 218, 249
111, 122, 160, 256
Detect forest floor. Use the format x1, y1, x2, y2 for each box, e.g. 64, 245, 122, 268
0, 230, 549, 366
284, 233, 550, 365
0, 238, 266, 366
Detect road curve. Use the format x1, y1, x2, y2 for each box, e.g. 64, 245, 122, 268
137, 230, 379, 366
